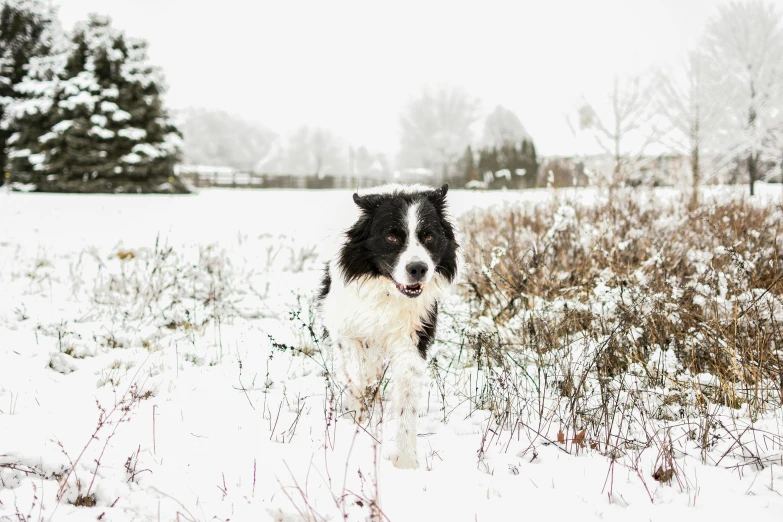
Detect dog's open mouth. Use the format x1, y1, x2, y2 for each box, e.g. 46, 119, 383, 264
395, 282, 423, 298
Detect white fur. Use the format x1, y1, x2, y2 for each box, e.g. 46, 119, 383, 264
391, 202, 436, 286
321, 261, 448, 469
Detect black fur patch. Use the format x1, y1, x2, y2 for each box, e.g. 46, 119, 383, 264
338, 184, 458, 284
416, 303, 438, 358
318, 263, 331, 300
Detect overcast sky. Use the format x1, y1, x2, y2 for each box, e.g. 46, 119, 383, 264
57, 0, 728, 157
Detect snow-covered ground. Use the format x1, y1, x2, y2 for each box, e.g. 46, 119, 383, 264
1, 186, 782, 521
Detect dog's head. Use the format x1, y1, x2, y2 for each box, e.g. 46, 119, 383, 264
338, 183, 458, 298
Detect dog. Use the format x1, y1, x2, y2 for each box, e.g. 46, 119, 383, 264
317, 183, 459, 469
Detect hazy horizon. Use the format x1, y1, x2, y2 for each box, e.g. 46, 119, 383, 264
57, 0, 729, 158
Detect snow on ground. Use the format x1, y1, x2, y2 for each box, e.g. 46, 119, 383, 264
1, 185, 782, 521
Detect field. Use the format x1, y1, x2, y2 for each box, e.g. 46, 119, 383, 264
1, 185, 782, 521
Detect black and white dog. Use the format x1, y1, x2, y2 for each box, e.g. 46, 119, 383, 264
318, 183, 459, 468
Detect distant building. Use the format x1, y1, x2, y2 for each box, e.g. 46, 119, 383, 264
539, 154, 696, 188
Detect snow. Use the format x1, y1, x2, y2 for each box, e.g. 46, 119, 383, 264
102, 87, 120, 99
8, 148, 31, 158
58, 90, 98, 111
132, 143, 161, 158
90, 114, 108, 127
27, 152, 45, 166
38, 131, 57, 143
111, 109, 132, 122
118, 128, 147, 141
100, 101, 119, 113
120, 152, 142, 164
4, 96, 54, 119
495, 168, 511, 180
0, 186, 782, 521
89, 125, 115, 139
52, 120, 74, 133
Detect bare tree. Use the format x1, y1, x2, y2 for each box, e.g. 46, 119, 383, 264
256, 125, 346, 176
280, 125, 346, 176
482, 105, 530, 147
306, 127, 346, 177
657, 51, 728, 206
703, 1, 783, 196
574, 74, 662, 189
179, 108, 276, 171
398, 85, 480, 179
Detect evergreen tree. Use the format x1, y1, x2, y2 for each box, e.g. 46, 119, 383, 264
455, 145, 475, 187
517, 139, 530, 189
5, 14, 183, 191
514, 139, 540, 189
0, 0, 59, 175
520, 139, 529, 159
490, 141, 511, 189
476, 146, 499, 189
527, 140, 539, 187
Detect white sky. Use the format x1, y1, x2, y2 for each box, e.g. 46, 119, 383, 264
57, 0, 728, 157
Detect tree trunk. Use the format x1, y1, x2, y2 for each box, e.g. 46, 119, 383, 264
689, 143, 700, 210
689, 88, 701, 209
748, 79, 757, 197
0, 127, 9, 182
613, 111, 622, 191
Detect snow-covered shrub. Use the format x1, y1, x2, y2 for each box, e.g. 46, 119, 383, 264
88, 239, 262, 350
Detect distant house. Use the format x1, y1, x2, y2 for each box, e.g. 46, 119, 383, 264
538, 154, 692, 188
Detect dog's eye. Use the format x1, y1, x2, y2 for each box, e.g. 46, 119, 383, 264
423, 234, 434, 243
386, 235, 399, 244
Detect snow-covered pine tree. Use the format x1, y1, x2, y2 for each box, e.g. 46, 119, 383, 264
0, 0, 60, 177
5, 13, 185, 192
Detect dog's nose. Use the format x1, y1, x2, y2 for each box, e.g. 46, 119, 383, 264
406, 262, 428, 282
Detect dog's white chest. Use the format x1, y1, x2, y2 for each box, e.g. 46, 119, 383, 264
322, 273, 438, 347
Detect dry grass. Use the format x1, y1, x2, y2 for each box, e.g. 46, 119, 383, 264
459, 191, 783, 406
427, 189, 783, 477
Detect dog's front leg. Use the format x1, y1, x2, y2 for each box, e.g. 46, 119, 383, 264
389, 341, 425, 469
334, 337, 374, 421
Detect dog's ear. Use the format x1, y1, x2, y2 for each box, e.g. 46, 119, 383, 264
353, 192, 382, 213
428, 183, 449, 206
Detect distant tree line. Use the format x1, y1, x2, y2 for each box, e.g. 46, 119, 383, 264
453, 139, 540, 189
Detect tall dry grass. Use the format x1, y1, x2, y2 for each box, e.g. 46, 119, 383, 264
424, 190, 783, 477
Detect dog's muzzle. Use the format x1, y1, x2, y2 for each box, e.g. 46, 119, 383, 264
395, 281, 423, 298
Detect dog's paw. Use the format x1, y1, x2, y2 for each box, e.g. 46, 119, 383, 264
390, 451, 419, 469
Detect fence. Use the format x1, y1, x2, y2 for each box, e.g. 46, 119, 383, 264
176, 170, 393, 190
